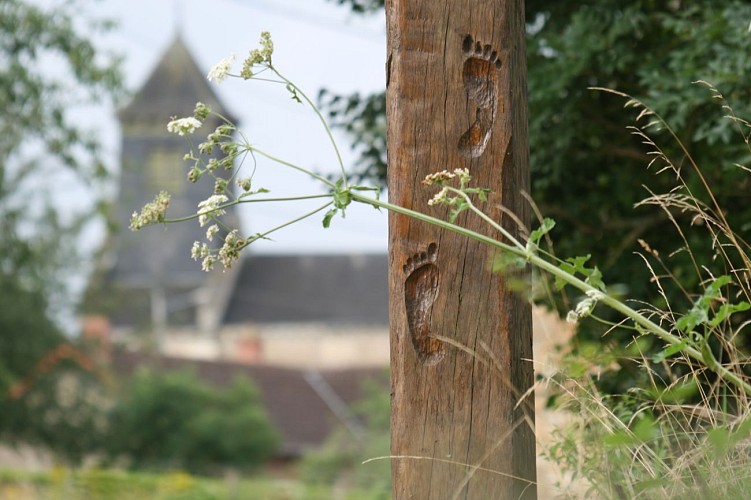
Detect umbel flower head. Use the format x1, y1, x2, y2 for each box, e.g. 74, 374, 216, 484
422, 168, 471, 186
197, 194, 228, 227
130, 191, 171, 230
190, 229, 244, 272
167, 116, 202, 136
207, 53, 235, 83
241, 31, 274, 79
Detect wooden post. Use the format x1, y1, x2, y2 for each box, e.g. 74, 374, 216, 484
385, 0, 535, 498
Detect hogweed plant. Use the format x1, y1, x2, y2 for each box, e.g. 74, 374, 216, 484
131, 32, 751, 497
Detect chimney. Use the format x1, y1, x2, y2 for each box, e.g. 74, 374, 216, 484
81, 315, 112, 363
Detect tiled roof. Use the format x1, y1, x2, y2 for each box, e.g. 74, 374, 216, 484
222, 254, 389, 325
110, 350, 387, 457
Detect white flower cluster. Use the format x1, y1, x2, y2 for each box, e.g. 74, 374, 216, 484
566, 290, 605, 324
167, 116, 202, 136
190, 229, 244, 273
428, 187, 449, 206
422, 168, 471, 186
197, 194, 228, 227
207, 53, 235, 83
191, 241, 213, 271
218, 229, 242, 268
206, 224, 219, 241
129, 191, 171, 230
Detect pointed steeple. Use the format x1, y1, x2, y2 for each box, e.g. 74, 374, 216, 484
120, 34, 235, 126
87, 35, 239, 335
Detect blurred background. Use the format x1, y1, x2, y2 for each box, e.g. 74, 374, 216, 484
0, 0, 396, 497
6, 0, 747, 497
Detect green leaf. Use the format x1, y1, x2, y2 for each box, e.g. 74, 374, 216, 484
652, 337, 690, 363
332, 180, 352, 211
585, 266, 605, 292
647, 379, 698, 404
554, 255, 592, 290
448, 203, 469, 223
707, 426, 731, 456
728, 418, 751, 449
493, 252, 526, 273
603, 430, 639, 448
632, 415, 658, 442
286, 82, 302, 103
708, 301, 751, 328
677, 275, 734, 334
528, 218, 556, 246
322, 208, 338, 228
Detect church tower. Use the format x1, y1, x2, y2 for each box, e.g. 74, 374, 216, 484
92, 35, 237, 344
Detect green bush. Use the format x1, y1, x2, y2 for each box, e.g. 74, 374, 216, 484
104, 369, 279, 474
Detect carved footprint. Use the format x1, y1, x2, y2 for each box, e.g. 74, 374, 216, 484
403, 243, 444, 364
458, 35, 502, 159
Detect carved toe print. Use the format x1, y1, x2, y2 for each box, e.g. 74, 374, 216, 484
458, 35, 502, 159
403, 243, 444, 364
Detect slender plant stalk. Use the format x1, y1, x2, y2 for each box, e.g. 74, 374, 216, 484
272, 68, 348, 185
157, 41, 751, 398
349, 191, 751, 396
163, 194, 333, 225
238, 201, 333, 251
249, 146, 336, 188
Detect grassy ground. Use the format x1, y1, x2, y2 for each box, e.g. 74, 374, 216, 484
0, 467, 377, 500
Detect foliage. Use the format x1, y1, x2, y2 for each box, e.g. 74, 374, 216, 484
318, 90, 386, 185
104, 369, 280, 474
0, 274, 106, 463
326, 0, 384, 15
535, 88, 751, 496
0, 0, 123, 291
299, 375, 391, 498
546, 368, 751, 498
524, 1, 751, 311
323, 0, 751, 392
133, 30, 751, 495
0, 0, 122, 460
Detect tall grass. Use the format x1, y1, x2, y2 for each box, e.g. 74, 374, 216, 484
540, 84, 751, 498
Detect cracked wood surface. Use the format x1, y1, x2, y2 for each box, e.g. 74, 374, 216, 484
386, 1, 536, 498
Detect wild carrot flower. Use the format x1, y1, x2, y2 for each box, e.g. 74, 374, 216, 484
218, 230, 243, 269
197, 194, 228, 227
206, 224, 219, 241
129, 191, 171, 230
167, 117, 202, 136
428, 187, 450, 206
207, 54, 235, 83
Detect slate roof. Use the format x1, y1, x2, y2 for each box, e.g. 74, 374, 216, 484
223, 254, 389, 325
110, 350, 388, 457
96, 34, 239, 323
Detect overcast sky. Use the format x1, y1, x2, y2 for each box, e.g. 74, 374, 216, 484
88, 0, 388, 254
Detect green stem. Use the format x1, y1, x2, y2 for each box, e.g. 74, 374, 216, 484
250, 146, 335, 188
237, 194, 332, 203
271, 67, 348, 185
447, 187, 525, 250
238, 201, 333, 250
349, 191, 751, 396
163, 194, 333, 224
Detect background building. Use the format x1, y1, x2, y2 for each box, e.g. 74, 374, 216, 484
85, 34, 389, 370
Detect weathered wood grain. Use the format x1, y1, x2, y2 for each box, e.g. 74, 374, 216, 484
385, 1, 536, 498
